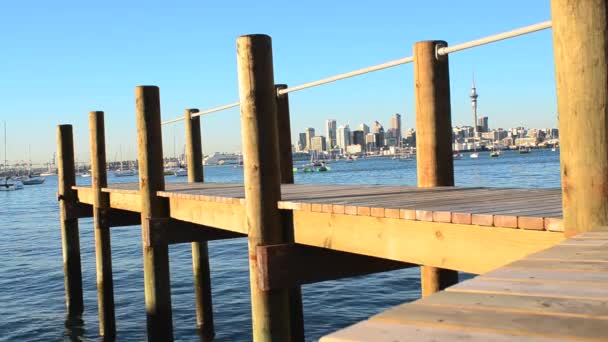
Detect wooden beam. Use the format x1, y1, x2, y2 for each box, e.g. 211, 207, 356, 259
551, 0, 608, 237
168, 197, 247, 234
413, 39, 459, 296
103, 208, 141, 227
63, 202, 93, 220
257, 243, 415, 291
292, 210, 565, 275
145, 218, 244, 246
237, 34, 292, 341
57, 124, 84, 316
135, 85, 173, 340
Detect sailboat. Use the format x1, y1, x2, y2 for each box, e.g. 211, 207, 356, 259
20, 146, 46, 184
0, 177, 23, 191
114, 146, 136, 177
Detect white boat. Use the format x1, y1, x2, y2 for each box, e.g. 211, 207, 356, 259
20, 175, 45, 185
203, 152, 242, 166
453, 152, 463, 159
0, 177, 24, 191
174, 168, 188, 177
114, 169, 136, 177
470, 152, 479, 159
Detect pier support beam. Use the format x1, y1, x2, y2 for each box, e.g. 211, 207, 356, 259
551, 0, 608, 236
237, 35, 292, 341
413, 40, 459, 296
57, 124, 84, 316
135, 86, 173, 341
276, 84, 304, 342
89, 111, 116, 337
185, 108, 215, 339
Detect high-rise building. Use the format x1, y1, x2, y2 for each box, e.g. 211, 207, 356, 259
351, 130, 365, 147
372, 121, 385, 148
310, 136, 326, 152
391, 113, 402, 143
325, 119, 337, 148
336, 125, 351, 150
477, 116, 489, 133
359, 123, 370, 135
298, 133, 307, 151
305, 127, 315, 150
365, 133, 376, 152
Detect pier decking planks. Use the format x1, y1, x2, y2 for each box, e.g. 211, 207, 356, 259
74, 182, 563, 230
72, 182, 565, 274
320, 232, 608, 342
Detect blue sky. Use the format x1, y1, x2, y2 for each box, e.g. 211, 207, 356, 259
0, 1, 556, 164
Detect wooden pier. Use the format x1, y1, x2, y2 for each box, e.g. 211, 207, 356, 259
54, 1, 608, 341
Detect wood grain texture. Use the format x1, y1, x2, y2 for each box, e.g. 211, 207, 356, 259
551, 0, 608, 236
236, 34, 291, 341
89, 111, 115, 337
57, 124, 84, 316
293, 210, 564, 274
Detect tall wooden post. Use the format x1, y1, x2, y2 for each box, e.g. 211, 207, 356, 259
57, 124, 84, 316
89, 111, 116, 337
185, 108, 215, 339
413, 40, 459, 296
237, 35, 292, 341
135, 85, 173, 341
551, 0, 608, 236
276, 84, 304, 342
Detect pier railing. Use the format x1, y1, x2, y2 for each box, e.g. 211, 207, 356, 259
55, 1, 608, 340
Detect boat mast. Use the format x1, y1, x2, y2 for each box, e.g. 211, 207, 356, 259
3, 121, 7, 173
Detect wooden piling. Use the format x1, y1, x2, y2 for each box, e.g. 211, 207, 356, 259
550, 0, 608, 236
185, 108, 215, 339
57, 124, 84, 316
276, 84, 304, 342
135, 86, 173, 341
89, 111, 115, 337
413, 40, 459, 296
237, 35, 292, 341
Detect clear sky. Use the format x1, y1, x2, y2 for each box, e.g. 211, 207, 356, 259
0, 1, 557, 165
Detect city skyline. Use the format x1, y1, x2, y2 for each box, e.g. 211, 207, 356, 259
0, 1, 557, 164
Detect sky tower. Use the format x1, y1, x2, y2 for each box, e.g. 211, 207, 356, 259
470, 73, 479, 147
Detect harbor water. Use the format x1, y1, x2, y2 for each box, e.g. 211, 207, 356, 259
0, 150, 560, 341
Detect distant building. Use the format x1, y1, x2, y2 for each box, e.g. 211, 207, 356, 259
365, 133, 376, 152
391, 113, 402, 143
359, 123, 370, 135
310, 136, 327, 152
305, 127, 315, 150
336, 125, 351, 150
325, 119, 337, 148
372, 121, 385, 148
351, 130, 365, 147
298, 133, 307, 151
346, 144, 363, 154
478, 116, 489, 133
384, 128, 399, 146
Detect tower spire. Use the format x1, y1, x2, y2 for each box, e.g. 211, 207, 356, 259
470, 70, 479, 152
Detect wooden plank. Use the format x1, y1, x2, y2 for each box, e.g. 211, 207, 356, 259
471, 214, 493, 227
256, 244, 414, 290
507, 259, 608, 273
493, 215, 518, 228
483, 267, 608, 284
146, 218, 244, 245
527, 245, 608, 262
73, 186, 94, 205
168, 197, 247, 234
417, 291, 608, 318
293, 210, 565, 274
518, 216, 546, 230
372, 302, 608, 340
320, 320, 568, 342
108, 192, 140, 212
447, 278, 608, 300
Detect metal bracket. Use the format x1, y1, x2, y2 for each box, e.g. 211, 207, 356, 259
435, 42, 448, 60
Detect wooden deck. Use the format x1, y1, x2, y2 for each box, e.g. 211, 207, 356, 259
74, 182, 565, 274
321, 231, 608, 342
